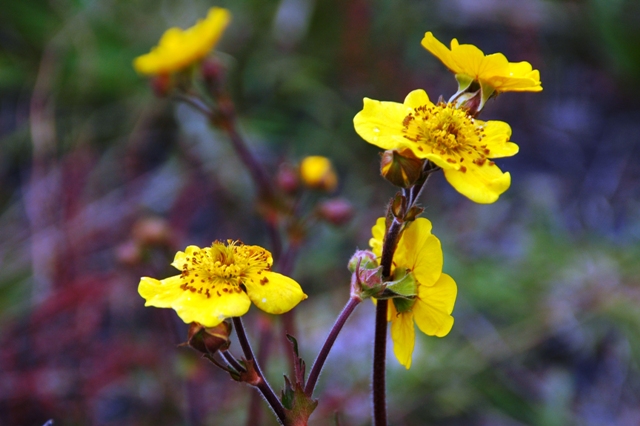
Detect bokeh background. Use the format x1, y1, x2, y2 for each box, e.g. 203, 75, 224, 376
2, 0, 640, 425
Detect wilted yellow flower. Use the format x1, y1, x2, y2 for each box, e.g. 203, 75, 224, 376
133, 7, 231, 75
422, 31, 541, 106
299, 156, 338, 192
139, 240, 307, 327
370, 217, 456, 369
354, 89, 518, 203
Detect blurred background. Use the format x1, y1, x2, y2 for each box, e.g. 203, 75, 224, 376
2, 0, 640, 425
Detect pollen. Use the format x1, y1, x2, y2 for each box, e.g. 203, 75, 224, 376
178, 240, 271, 299
401, 102, 494, 167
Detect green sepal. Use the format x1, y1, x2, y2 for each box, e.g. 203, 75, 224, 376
281, 376, 318, 425
392, 296, 415, 314
455, 73, 474, 93
388, 267, 418, 297
479, 80, 496, 112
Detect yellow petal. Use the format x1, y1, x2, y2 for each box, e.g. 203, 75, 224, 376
353, 98, 414, 152
421, 32, 461, 75
369, 217, 386, 258
139, 275, 183, 308
133, 7, 231, 75
442, 161, 511, 204
244, 271, 307, 315
173, 289, 252, 327
138, 275, 252, 327
481, 121, 518, 158
424, 153, 457, 170
394, 219, 443, 287
413, 273, 457, 337
403, 89, 431, 109
171, 245, 202, 270
390, 310, 416, 369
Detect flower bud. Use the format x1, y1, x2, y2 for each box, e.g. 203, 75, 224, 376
317, 198, 354, 226
299, 156, 338, 192
132, 217, 171, 247
380, 149, 424, 188
150, 74, 172, 97
276, 163, 300, 194
348, 250, 378, 273
115, 240, 142, 266
185, 321, 232, 355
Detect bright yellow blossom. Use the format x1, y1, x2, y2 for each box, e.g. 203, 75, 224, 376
133, 7, 231, 75
139, 240, 307, 327
354, 89, 518, 203
299, 156, 338, 192
370, 217, 456, 369
421, 31, 541, 107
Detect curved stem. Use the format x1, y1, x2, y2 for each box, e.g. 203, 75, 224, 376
233, 317, 286, 424
221, 351, 246, 373
305, 296, 361, 396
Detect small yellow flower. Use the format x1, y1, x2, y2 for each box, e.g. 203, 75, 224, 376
299, 156, 338, 192
139, 240, 307, 327
421, 31, 541, 106
354, 89, 518, 203
370, 217, 457, 369
133, 7, 231, 76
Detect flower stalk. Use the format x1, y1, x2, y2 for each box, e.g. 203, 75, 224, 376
233, 317, 287, 424
304, 296, 362, 396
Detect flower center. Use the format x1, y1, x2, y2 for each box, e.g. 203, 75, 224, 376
179, 240, 271, 298
402, 103, 493, 171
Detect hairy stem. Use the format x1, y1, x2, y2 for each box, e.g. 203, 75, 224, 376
305, 296, 362, 396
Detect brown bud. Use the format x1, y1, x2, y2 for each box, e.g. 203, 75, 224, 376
151, 74, 172, 97
317, 198, 354, 226
185, 321, 232, 355
380, 149, 424, 188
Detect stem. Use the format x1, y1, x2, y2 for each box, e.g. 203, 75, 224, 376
217, 96, 274, 199
304, 296, 362, 396
222, 351, 246, 373
372, 216, 404, 426
174, 93, 213, 116
246, 316, 274, 426
372, 299, 389, 426
233, 317, 286, 424
380, 219, 403, 278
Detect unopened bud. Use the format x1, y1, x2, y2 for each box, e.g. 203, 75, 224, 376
276, 163, 300, 194
348, 250, 378, 273
185, 321, 232, 355
317, 198, 354, 226
299, 156, 338, 192
132, 217, 171, 247
205, 59, 224, 84
151, 74, 172, 97
380, 149, 424, 188
115, 240, 142, 266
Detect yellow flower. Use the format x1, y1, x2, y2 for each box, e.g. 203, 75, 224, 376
370, 217, 457, 369
421, 31, 541, 106
139, 240, 307, 327
299, 156, 338, 192
133, 7, 231, 75
354, 89, 518, 204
